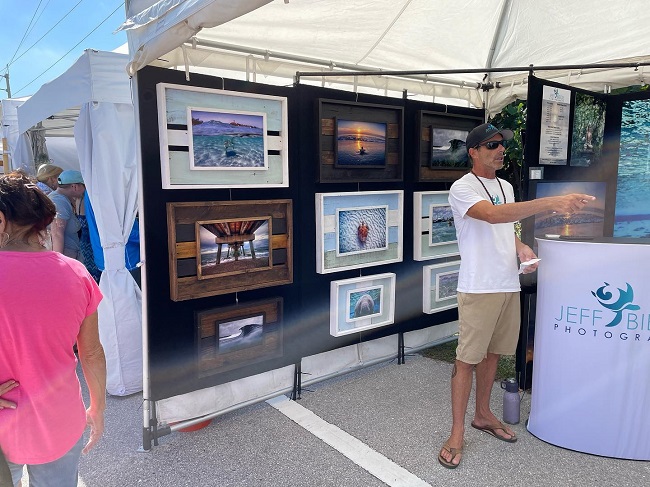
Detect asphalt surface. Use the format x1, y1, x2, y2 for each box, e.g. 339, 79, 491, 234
74, 354, 649, 486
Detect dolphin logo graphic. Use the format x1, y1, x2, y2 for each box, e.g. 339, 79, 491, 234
591, 282, 640, 327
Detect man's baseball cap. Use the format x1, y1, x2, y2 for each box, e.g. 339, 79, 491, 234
57, 170, 84, 185
466, 123, 513, 151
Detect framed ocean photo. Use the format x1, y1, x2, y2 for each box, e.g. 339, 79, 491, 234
196, 297, 283, 378
167, 200, 292, 301
423, 261, 461, 314
330, 273, 396, 337
316, 191, 403, 274
413, 191, 459, 260
335, 119, 387, 169
157, 83, 288, 188
430, 126, 470, 169
317, 99, 403, 182
187, 107, 268, 171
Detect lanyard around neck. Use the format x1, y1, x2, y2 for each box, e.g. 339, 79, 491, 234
470, 171, 506, 205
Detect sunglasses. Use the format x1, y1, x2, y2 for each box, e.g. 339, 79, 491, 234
476, 140, 507, 150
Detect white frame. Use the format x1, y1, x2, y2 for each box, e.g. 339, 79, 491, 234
335, 204, 389, 257
316, 190, 404, 274
413, 191, 459, 261
423, 260, 461, 314
186, 106, 269, 171
156, 82, 288, 189
330, 273, 396, 337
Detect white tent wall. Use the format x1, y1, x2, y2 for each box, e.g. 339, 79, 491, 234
122, 0, 650, 116
1, 98, 34, 172
15, 50, 143, 396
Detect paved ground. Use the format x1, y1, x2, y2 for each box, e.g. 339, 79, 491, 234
74, 354, 649, 486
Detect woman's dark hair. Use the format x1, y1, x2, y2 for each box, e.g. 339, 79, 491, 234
0, 171, 56, 236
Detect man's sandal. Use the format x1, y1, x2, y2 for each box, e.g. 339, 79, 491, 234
438, 442, 462, 469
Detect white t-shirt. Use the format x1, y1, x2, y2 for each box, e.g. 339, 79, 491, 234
448, 172, 520, 293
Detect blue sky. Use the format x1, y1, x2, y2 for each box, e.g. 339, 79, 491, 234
0, 1, 128, 98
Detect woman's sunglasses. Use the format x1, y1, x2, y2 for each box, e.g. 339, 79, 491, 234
476, 140, 507, 150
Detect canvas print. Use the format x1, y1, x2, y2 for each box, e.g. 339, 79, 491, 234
614, 99, 650, 238
157, 83, 288, 188
347, 285, 384, 322
423, 261, 461, 314
430, 126, 470, 168
316, 191, 403, 274
335, 119, 387, 168
570, 93, 606, 167
413, 191, 459, 261
429, 203, 457, 246
330, 273, 395, 336
534, 181, 607, 240
196, 298, 283, 377
188, 107, 268, 170
336, 206, 388, 256
197, 217, 271, 279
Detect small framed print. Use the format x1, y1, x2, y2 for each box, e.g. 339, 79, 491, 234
316, 191, 403, 274
330, 273, 396, 337
423, 261, 461, 314
413, 191, 459, 260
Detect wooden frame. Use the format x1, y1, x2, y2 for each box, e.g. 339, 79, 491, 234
423, 261, 461, 314
317, 99, 403, 182
417, 110, 483, 182
316, 191, 404, 274
330, 273, 396, 337
157, 82, 288, 188
413, 191, 459, 260
196, 297, 283, 377
167, 200, 292, 301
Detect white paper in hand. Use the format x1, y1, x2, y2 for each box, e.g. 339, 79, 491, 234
518, 258, 541, 274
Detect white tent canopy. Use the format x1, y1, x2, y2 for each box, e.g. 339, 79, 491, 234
121, 0, 650, 115
16, 49, 143, 396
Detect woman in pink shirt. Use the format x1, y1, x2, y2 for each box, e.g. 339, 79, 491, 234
0, 171, 106, 487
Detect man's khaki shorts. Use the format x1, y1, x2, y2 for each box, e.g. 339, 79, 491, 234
455, 292, 520, 365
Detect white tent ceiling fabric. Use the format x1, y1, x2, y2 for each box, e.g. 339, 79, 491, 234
122, 0, 650, 115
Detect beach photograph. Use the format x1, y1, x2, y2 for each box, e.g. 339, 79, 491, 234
429, 204, 457, 246
337, 206, 388, 256
336, 120, 387, 167
430, 127, 470, 168
188, 107, 267, 170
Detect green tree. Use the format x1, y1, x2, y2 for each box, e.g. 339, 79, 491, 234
490, 100, 527, 201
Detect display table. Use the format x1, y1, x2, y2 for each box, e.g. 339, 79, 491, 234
528, 237, 650, 460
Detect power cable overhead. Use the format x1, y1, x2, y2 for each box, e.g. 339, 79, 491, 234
13, 2, 125, 96
7, 0, 45, 66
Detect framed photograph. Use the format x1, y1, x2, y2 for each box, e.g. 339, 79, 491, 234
423, 261, 461, 314
533, 181, 607, 240
196, 297, 283, 377
413, 191, 459, 260
196, 217, 272, 280
316, 191, 404, 274
330, 273, 396, 336
430, 126, 470, 168
167, 200, 292, 301
318, 99, 403, 182
569, 92, 606, 167
187, 107, 268, 171
417, 110, 483, 182
157, 83, 288, 188
335, 119, 387, 169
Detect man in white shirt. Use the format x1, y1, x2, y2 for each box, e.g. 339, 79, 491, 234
438, 123, 595, 469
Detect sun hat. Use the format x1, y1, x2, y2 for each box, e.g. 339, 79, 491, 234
35, 164, 64, 182
57, 170, 84, 185
466, 123, 513, 151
